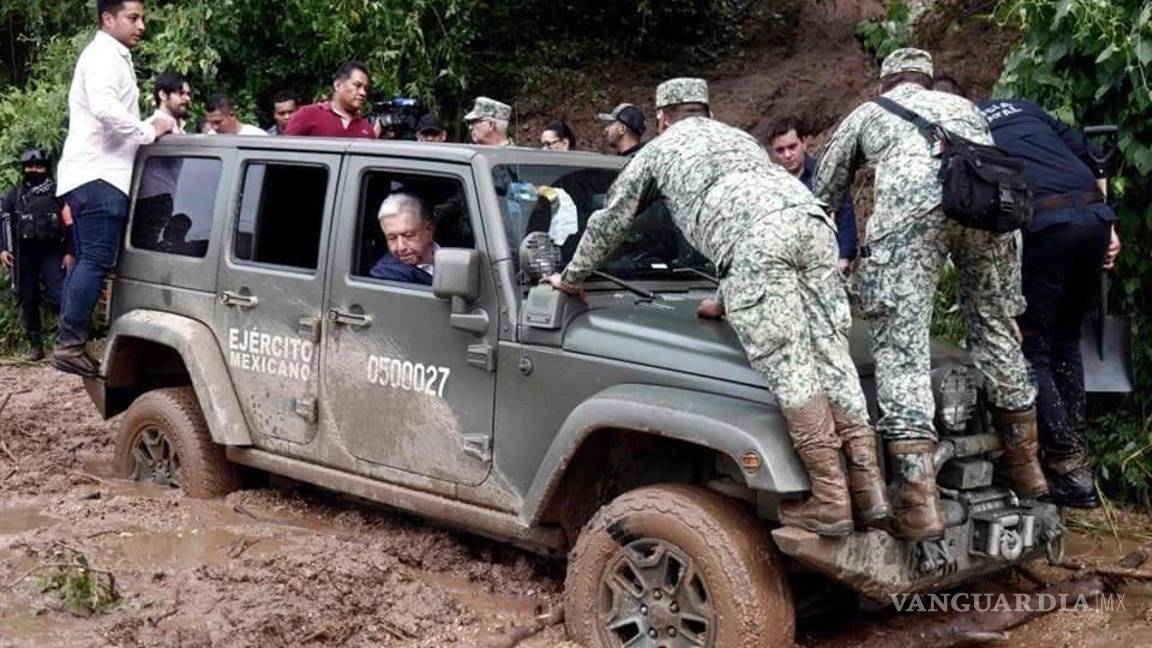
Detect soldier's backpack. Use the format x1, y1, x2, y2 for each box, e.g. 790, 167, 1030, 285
872, 96, 1033, 233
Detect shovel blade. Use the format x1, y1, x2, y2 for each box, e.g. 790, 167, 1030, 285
1080, 315, 1135, 393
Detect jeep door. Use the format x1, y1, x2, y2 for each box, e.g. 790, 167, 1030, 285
214, 149, 342, 449
320, 157, 495, 486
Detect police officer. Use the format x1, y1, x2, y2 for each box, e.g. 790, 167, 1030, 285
978, 97, 1120, 509
547, 78, 889, 537
813, 49, 1044, 540
0, 149, 73, 361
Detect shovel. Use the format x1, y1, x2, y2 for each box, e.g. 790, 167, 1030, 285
1079, 125, 1134, 393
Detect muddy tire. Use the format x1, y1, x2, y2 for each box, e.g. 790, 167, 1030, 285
114, 387, 240, 498
565, 483, 794, 648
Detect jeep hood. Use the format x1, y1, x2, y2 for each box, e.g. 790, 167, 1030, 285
562, 296, 970, 388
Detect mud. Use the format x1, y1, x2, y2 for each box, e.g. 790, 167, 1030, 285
3, 365, 1150, 648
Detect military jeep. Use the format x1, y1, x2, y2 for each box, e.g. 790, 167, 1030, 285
84, 134, 1066, 647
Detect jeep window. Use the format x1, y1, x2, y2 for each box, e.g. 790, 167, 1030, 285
130, 156, 221, 257
234, 163, 328, 271
351, 170, 475, 283
492, 164, 711, 280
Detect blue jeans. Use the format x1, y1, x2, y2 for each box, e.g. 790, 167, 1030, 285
57, 180, 129, 348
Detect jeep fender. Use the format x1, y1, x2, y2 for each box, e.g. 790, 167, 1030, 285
98, 310, 252, 446
523, 383, 808, 524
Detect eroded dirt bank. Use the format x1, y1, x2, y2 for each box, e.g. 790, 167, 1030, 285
0, 365, 1149, 648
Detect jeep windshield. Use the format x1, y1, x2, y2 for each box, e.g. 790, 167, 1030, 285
492, 164, 713, 282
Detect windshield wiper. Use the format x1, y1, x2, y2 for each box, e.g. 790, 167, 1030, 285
590, 270, 658, 300
672, 267, 719, 285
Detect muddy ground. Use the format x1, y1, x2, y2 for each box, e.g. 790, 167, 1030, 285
1, 365, 1150, 647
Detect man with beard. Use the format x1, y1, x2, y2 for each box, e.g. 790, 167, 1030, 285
134, 71, 192, 250
599, 103, 646, 156
1, 149, 74, 361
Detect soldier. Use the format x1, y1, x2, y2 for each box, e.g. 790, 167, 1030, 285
546, 78, 889, 537
813, 49, 1046, 540
0, 149, 73, 361
465, 97, 515, 147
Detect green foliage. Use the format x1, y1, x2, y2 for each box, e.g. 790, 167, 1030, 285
856, 0, 912, 61
38, 545, 120, 617
931, 261, 968, 344
996, 0, 1152, 507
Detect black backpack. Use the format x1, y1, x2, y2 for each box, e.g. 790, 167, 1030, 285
873, 96, 1033, 233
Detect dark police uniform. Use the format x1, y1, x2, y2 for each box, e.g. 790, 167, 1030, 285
1, 180, 69, 354
979, 98, 1115, 506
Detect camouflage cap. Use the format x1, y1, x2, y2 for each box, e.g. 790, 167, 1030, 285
879, 48, 934, 79
464, 96, 512, 122
655, 78, 709, 109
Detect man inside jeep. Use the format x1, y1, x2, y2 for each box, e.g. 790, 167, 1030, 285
369, 193, 438, 285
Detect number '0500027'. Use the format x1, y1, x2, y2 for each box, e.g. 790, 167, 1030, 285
366, 355, 451, 398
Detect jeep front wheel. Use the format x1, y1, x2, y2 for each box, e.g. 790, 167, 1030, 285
113, 387, 240, 498
565, 484, 794, 648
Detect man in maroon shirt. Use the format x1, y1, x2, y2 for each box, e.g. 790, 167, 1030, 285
283, 61, 376, 139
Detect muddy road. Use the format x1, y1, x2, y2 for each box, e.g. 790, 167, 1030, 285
1, 365, 1149, 647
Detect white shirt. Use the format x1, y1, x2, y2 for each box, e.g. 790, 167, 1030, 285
146, 109, 185, 134
418, 243, 441, 276
57, 31, 155, 197
237, 124, 269, 136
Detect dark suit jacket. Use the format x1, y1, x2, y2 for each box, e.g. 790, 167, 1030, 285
369, 252, 433, 285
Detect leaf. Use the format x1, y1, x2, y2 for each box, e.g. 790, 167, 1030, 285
1137, 37, 1152, 66
1096, 44, 1118, 63
1046, 39, 1069, 63
1053, 0, 1075, 25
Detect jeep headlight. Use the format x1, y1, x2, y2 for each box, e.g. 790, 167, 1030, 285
933, 365, 979, 433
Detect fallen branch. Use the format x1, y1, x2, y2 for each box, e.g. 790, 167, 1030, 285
3, 562, 117, 591
68, 470, 111, 485
228, 538, 260, 559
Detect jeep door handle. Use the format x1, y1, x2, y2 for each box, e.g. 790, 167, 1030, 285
328, 308, 372, 328
220, 290, 258, 308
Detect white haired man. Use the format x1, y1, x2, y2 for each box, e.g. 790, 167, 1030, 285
369, 193, 437, 284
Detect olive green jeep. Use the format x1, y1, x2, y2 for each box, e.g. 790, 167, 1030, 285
84, 134, 1066, 647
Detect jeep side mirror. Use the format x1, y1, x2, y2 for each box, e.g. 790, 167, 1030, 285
433, 248, 481, 303
433, 248, 489, 336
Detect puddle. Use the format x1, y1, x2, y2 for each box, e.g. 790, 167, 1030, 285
412, 569, 546, 619
0, 506, 57, 535
101, 527, 284, 567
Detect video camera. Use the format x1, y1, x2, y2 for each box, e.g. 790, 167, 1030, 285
371, 96, 424, 140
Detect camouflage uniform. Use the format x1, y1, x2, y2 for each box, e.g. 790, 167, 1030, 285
812, 50, 1035, 443
562, 81, 868, 420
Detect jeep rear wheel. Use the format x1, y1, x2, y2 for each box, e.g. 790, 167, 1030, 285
114, 387, 240, 498
565, 484, 794, 648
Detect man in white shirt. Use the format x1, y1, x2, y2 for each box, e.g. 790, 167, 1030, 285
53, 0, 175, 377
204, 95, 268, 136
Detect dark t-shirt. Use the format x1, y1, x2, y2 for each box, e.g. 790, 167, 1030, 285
799, 156, 858, 259
283, 102, 376, 139
978, 99, 1104, 200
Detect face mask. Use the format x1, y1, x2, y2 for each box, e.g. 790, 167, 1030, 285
23, 172, 48, 186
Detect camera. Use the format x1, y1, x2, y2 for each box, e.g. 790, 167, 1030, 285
371, 96, 424, 140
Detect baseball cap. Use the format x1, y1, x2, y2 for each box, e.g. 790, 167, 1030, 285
598, 103, 646, 136
416, 113, 445, 134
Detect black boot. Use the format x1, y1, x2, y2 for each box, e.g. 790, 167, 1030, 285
1044, 455, 1100, 509
24, 343, 45, 362
52, 344, 99, 377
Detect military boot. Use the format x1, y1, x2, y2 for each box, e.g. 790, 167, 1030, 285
778, 395, 854, 537
1044, 454, 1100, 509
24, 343, 45, 362
830, 404, 890, 528
887, 440, 945, 540
992, 407, 1049, 498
